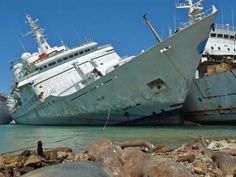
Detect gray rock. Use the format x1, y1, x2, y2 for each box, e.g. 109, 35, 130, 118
21, 162, 113, 177
212, 151, 236, 175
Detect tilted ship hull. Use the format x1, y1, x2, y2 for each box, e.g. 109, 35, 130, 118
184, 68, 236, 124
11, 9, 217, 125
0, 94, 11, 124
184, 24, 236, 124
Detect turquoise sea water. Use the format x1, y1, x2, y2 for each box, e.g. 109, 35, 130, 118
0, 125, 236, 155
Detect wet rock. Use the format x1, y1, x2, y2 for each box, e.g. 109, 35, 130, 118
20, 150, 32, 158
95, 145, 127, 177
143, 158, 194, 177
24, 155, 41, 167
176, 154, 195, 163
123, 147, 147, 177
212, 151, 235, 175
88, 139, 112, 160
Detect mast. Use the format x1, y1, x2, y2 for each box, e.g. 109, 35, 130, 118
176, 0, 204, 23
24, 15, 51, 53
143, 14, 162, 43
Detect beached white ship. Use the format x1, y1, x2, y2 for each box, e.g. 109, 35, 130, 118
10, 1, 217, 125
184, 23, 236, 124
0, 92, 11, 124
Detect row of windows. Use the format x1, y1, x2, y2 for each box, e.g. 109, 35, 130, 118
211, 33, 236, 40
37, 48, 93, 71
210, 46, 236, 52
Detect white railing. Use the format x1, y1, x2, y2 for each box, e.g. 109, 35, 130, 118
178, 7, 214, 29
215, 24, 236, 32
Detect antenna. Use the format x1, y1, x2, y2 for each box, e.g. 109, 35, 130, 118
24, 14, 51, 53
72, 26, 82, 44
232, 10, 234, 28
15, 33, 26, 52
176, 0, 205, 23
174, 7, 177, 31
221, 6, 224, 28
143, 14, 162, 43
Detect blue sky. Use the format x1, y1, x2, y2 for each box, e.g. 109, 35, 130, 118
0, 0, 235, 94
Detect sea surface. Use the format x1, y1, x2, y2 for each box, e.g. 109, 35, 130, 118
0, 125, 236, 155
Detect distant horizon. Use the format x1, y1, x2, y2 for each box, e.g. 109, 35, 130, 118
0, 0, 235, 94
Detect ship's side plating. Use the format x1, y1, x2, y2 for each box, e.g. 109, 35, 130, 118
184, 68, 236, 124
11, 10, 217, 125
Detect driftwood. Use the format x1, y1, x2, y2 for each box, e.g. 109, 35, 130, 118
115, 140, 155, 153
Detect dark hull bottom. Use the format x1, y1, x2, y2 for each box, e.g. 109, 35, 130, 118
15, 108, 185, 126
184, 110, 236, 125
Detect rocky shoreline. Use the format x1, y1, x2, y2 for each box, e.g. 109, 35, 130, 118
0, 138, 236, 177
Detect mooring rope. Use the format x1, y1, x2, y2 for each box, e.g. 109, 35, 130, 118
103, 106, 111, 130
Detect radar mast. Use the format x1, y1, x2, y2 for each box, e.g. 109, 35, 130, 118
25, 15, 51, 53
176, 0, 204, 23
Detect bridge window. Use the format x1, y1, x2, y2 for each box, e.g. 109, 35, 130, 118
224, 35, 229, 39
57, 59, 63, 63
74, 53, 79, 57
63, 57, 69, 61
69, 55, 73, 58
43, 65, 47, 69
217, 34, 223, 38
228, 48, 230, 51
218, 47, 221, 50
79, 51, 84, 55
85, 48, 91, 53
210, 33, 216, 37
230, 35, 235, 40
49, 61, 56, 66
211, 46, 214, 50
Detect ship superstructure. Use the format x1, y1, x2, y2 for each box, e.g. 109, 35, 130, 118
184, 23, 236, 124
10, 2, 216, 125
0, 92, 11, 124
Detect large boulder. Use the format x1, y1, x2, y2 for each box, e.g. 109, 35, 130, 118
123, 147, 147, 177
143, 158, 194, 177
212, 151, 235, 175
88, 139, 112, 160
95, 145, 127, 177
21, 162, 113, 177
